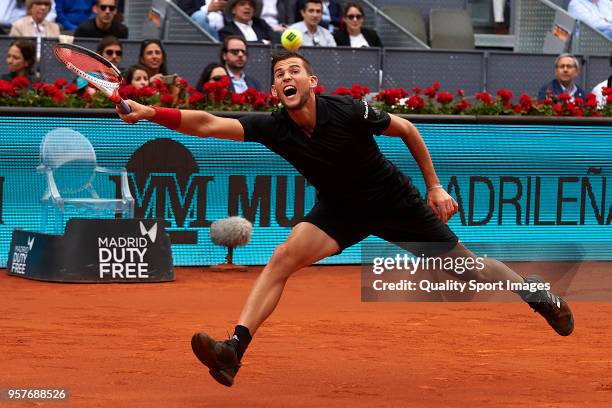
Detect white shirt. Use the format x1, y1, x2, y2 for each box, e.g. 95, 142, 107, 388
261, 0, 279, 28
199, 0, 225, 31
235, 20, 258, 42
288, 21, 336, 46
349, 33, 369, 48
568, 0, 612, 35
591, 79, 608, 108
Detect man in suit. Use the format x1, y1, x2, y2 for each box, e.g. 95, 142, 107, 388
537, 53, 586, 102
219, 0, 275, 44
220, 35, 262, 92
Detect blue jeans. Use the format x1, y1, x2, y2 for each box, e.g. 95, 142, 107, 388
191, 11, 220, 40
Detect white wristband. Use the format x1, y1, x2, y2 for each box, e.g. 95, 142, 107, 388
427, 184, 443, 192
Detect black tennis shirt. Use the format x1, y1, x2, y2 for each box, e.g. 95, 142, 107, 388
239, 95, 414, 209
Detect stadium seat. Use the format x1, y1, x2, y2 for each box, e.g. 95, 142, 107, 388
37, 128, 134, 233
429, 8, 475, 49
382, 6, 428, 45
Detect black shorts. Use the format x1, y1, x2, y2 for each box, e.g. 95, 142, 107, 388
303, 184, 458, 256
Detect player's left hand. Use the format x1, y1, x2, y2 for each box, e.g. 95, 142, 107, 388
427, 187, 458, 223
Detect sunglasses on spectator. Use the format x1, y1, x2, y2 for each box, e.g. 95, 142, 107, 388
211, 75, 225, 82
227, 49, 247, 56
346, 14, 363, 20
99, 5, 117, 12
104, 50, 123, 56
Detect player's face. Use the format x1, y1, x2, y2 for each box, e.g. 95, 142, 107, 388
130, 69, 149, 89
6, 45, 28, 75
95, 0, 118, 25
301, 3, 322, 29
271, 57, 317, 110
102, 44, 122, 67
141, 43, 163, 72
555, 57, 578, 84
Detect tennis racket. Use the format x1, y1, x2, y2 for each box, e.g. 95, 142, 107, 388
53, 43, 131, 113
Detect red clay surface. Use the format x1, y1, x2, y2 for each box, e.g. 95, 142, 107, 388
2, 265, 612, 407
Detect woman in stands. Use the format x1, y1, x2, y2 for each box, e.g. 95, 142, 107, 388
195, 62, 229, 92
124, 65, 150, 89
333, 2, 382, 48
138, 39, 169, 84
2, 39, 37, 82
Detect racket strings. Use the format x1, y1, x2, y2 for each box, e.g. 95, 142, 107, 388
54, 48, 120, 83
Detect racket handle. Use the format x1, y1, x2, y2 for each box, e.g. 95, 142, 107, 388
118, 99, 132, 114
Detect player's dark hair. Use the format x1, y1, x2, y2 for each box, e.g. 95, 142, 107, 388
270, 51, 315, 81
9, 39, 36, 75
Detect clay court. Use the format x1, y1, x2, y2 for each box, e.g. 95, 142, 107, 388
2, 265, 612, 407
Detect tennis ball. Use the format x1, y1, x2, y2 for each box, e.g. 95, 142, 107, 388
281, 28, 302, 51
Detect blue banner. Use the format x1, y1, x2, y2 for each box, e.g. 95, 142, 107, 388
0, 115, 611, 266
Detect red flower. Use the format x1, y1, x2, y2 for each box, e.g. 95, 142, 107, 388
406, 94, 424, 111
11, 76, 30, 89
188, 91, 205, 105
374, 88, 408, 105
552, 104, 563, 115
54, 78, 68, 89
313, 85, 325, 95
0, 80, 15, 96
432, 81, 441, 90
436, 92, 453, 104
602, 87, 612, 96
331, 86, 351, 96
64, 83, 78, 95
497, 89, 513, 103
350, 83, 369, 99
412, 87, 421, 94
454, 99, 471, 113
424, 87, 436, 98
231, 92, 246, 105
557, 92, 571, 102
160, 93, 174, 106
585, 98, 598, 109
475, 92, 493, 105
607, 94, 612, 104
456, 89, 465, 97
136, 85, 156, 98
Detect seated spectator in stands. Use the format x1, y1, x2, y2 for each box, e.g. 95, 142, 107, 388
97, 36, 123, 70
333, 2, 382, 48
260, 0, 296, 32
55, 0, 93, 32
2, 39, 36, 82
538, 53, 586, 102
219, 0, 275, 44
220, 35, 261, 92
295, 0, 340, 31
178, 0, 226, 40
1, 0, 26, 30
196, 62, 229, 91
124, 64, 150, 89
289, 0, 336, 46
568, 0, 612, 38
10, 0, 61, 38
74, 0, 127, 38
139, 39, 168, 82
591, 52, 612, 108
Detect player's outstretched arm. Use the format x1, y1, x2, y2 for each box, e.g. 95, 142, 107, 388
383, 114, 458, 223
116, 99, 245, 142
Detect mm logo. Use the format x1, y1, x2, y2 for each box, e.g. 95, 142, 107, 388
110, 139, 212, 244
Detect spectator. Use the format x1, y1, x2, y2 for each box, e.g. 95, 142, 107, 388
219, 0, 275, 44
591, 52, 612, 108
333, 2, 382, 48
74, 0, 128, 38
568, 0, 612, 38
10, 0, 61, 38
97, 36, 123, 70
0, 0, 26, 30
493, 0, 508, 34
55, 0, 93, 32
295, 0, 340, 31
139, 39, 169, 82
220, 35, 261, 92
260, 0, 296, 32
178, 0, 226, 40
124, 64, 150, 89
289, 0, 336, 46
2, 39, 36, 82
196, 62, 229, 91
538, 53, 586, 102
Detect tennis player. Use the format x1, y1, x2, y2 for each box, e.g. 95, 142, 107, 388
117, 51, 574, 387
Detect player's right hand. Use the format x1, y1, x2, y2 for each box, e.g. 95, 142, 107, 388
115, 99, 155, 124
